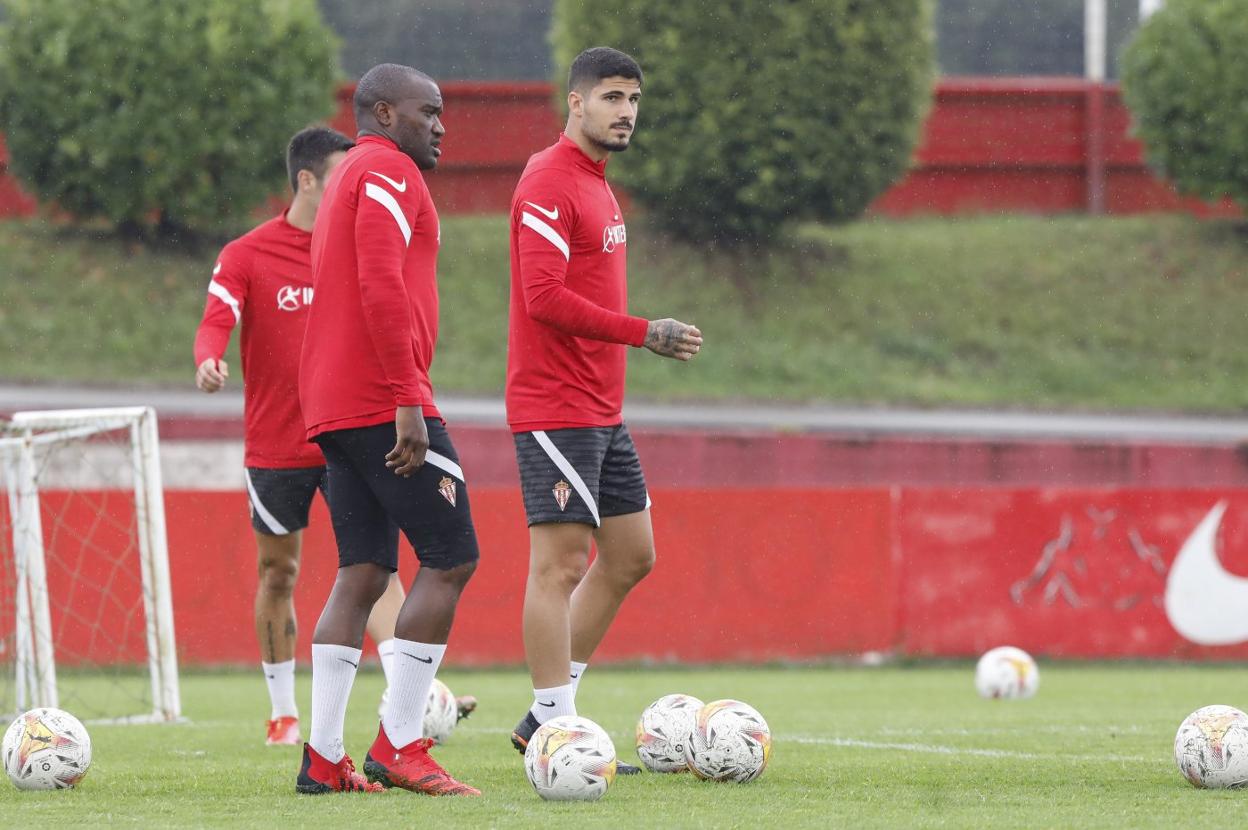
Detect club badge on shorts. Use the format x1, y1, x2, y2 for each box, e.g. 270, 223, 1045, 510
552, 479, 572, 511
438, 476, 457, 507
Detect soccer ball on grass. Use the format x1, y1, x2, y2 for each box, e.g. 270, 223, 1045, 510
636, 693, 704, 773
684, 699, 771, 783
524, 715, 617, 801
3, 707, 92, 790
975, 646, 1039, 700
423, 678, 458, 745
1174, 704, 1248, 789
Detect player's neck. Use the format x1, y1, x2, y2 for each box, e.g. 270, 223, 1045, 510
285, 196, 316, 232
564, 123, 609, 163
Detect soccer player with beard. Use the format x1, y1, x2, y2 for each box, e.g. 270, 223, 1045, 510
505, 47, 703, 772
295, 64, 479, 796
193, 127, 422, 747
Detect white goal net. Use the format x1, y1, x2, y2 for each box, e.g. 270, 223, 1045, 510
0, 406, 180, 723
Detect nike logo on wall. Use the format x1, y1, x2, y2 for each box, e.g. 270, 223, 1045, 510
524, 201, 559, 221
538, 700, 556, 707
337, 658, 359, 668
1165, 501, 1248, 645
368, 171, 407, 192
403, 653, 434, 664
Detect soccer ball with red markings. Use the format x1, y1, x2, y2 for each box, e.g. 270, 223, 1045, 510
423, 678, 458, 745
524, 715, 617, 801
975, 646, 1040, 700
684, 699, 772, 783
3, 707, 92, 790
1174, 705, 1248, 789
636, 693, 704, 773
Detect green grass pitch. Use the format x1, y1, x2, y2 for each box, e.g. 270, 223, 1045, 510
3, 664, 1247, 828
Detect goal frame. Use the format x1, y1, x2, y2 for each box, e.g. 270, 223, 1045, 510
1, 406, 180, 723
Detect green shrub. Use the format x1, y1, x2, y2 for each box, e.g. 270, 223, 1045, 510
551, 0, 935, 246
1121, 0, 1248, 206
0, 0, 339, 237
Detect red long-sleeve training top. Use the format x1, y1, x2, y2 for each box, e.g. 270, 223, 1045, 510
299, 135, 443, 439
193, 213, 324, 468
506, 134, 649, 432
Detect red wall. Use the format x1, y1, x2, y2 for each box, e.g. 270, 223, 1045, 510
18, 423, 1248, 666
0, 78, 1234, 219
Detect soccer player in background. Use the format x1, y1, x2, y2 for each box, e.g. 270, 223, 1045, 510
295, 64, 479, 796
505, 47, 703, 771
193, 127, 410, 747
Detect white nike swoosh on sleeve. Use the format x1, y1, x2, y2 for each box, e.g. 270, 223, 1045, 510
524, 201, 559, 221
368, 171, 407, 192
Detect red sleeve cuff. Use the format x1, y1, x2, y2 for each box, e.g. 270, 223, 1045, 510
625, 316, 649, 348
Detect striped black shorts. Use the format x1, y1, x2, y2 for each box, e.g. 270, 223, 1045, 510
513, 424, 650, 527
244, 465, 328, 536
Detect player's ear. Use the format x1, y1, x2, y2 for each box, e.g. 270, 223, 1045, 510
373, 100, 393, 128
567, 89, 583, 119
296, 168, 318, 194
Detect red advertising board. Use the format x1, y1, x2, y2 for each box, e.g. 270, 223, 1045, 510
898, 489, 1248, 659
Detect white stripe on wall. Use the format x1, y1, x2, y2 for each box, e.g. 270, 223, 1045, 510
532, 431, 600, 526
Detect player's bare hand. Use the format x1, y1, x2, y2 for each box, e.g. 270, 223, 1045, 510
386, 405, 428, 477
195, 358, 228, 393
644, 319, 702, 361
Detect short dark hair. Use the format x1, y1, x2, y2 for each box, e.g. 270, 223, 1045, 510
353, 63, 433, 120
568, 47, 642, 92
286, 127, 353, 192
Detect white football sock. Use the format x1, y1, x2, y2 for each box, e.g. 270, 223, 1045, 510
261, 659, 297, 720
531, 683, 576, 725
308, 643, 361, 764
569, 661, 588, 697
382, 639, 446, 750
377, 638, 396, 704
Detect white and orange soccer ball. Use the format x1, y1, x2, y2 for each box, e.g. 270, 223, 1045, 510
975, 646, 1040, 700
684, 699, 772, 783
1174, 704, 1248, 789
3, 707, 92, 790
524, 715, 617, 801
636, 693, 704, 773
423, 678, 458, 745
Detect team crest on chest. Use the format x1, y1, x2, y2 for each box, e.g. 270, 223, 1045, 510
552, 480, 572, 511
437, 476, 457, 507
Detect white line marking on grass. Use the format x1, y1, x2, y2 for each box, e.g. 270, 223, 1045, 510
788, 735, 1162, 765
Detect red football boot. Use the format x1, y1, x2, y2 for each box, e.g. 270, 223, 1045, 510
266, 716, 300, 746
364, 727, 480, 796
296, 743, 384, 794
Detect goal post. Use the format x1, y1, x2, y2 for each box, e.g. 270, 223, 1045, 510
0, 406, 180, 723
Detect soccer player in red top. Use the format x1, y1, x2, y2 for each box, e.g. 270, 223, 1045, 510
506, 47, 702, 769
193, 127, 413, 748
294, 64, 479, 797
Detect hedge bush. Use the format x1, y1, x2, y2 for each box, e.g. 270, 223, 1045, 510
551, 0, 935, 246
1121, 0, 1248, 207
0, 0, 339, 237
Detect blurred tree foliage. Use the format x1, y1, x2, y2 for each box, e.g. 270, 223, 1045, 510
936, 0, 1138, 78
317, 0, 552, 80
0, 0, 338, 240
551, 0, 935, 248
1121, 0, 1248, 207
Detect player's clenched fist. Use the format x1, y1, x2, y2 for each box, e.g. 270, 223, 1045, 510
195, 358, 229, 392
643, 318, 702, 361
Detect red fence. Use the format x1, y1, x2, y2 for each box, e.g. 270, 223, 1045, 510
0, 78, 1235, 219
19, 424, 1248, 666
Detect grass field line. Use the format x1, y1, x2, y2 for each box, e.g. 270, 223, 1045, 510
789, 735, 1165, 765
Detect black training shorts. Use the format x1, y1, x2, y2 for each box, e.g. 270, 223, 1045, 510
244, 465, 328, 536
314, 419, 480, 571
513, 424, 650, 527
